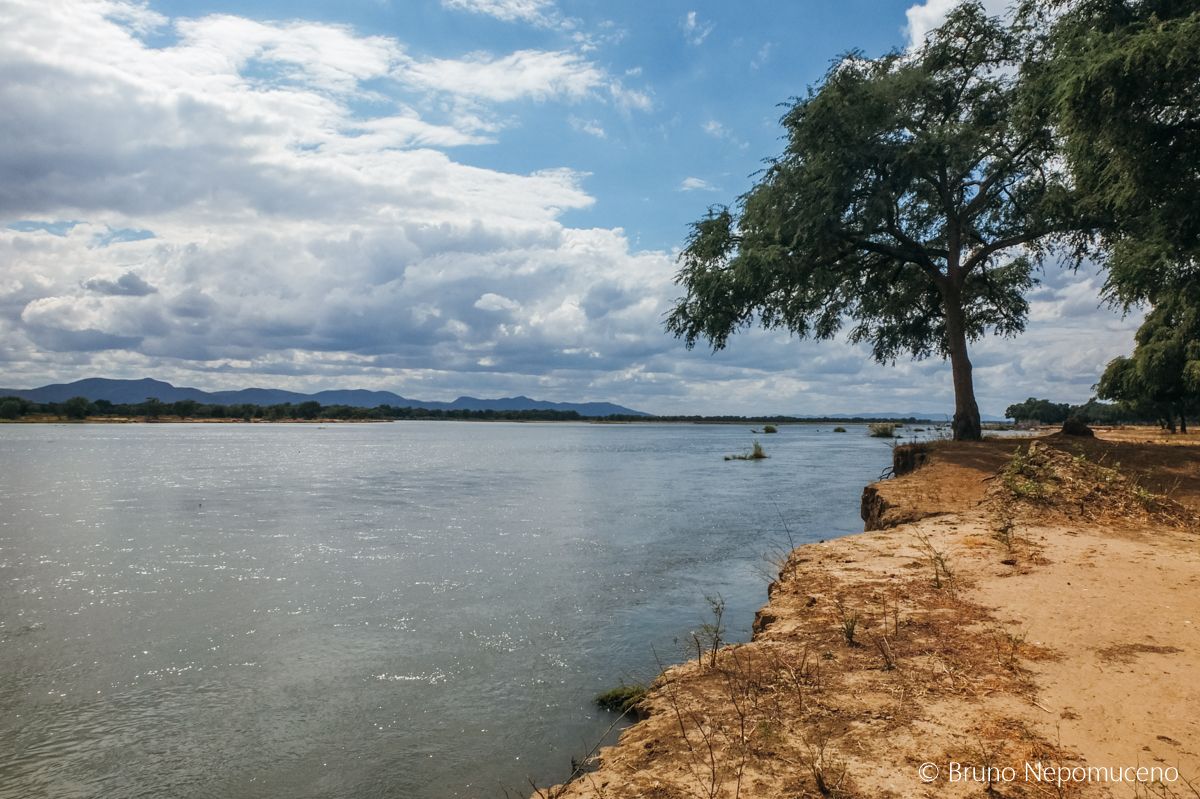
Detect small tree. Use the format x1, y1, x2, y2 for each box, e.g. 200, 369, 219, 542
172, 400, 199, 419
62, 396, 92, 420
142, 398, 163, 419
0, 397, 25, 419
668, 4, 1070, 440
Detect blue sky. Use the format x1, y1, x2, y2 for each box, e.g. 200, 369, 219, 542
0, 0, 1140, 414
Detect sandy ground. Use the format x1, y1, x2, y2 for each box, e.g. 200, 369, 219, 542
536, 429, 1200, 799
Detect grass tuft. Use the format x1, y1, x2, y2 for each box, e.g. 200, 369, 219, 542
868, 422, 896, 438
594, 683, 648, 715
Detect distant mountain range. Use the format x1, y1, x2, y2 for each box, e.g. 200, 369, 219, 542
0, 377, 649, 418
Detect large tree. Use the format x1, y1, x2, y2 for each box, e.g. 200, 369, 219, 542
1097, 287, 1200, 432
1030, 0, 1200, 304
667, 4, 1071, 440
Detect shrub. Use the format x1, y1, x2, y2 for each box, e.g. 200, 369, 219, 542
0, 398, 24, 419
832, 426, 847, 433
868, 422, 896, 438
62, 396, 92, 420
594, 683, 648, 715
762, 424, 778, 433
725, 440, 769, 460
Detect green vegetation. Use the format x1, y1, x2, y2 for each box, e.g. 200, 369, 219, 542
594, 683, 648, 715
1004, 397, 1072, 425
868, 423, 896, 439
762, 424, 778, 434
1001, 446, 1054, 501
725, 440, 768, 461
62, 396, 91, 420
1030, 0, 1200, 306
832, 426, 847, 433
0, 397, 33, 419
0, 397, 591, 423
1097, 287, 1200, 433
1003, 396, 1167, 427
668, 4, 1074, 442
692, 594, 726, 669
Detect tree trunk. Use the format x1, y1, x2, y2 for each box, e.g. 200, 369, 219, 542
942, 288, 982, 441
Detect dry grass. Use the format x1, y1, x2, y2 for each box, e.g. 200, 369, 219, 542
987, 441, 1199, 529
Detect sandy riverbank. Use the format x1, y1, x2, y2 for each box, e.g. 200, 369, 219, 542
538, 429, 1200, 798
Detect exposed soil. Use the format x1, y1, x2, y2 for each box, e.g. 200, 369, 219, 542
536, 428, 1200, 799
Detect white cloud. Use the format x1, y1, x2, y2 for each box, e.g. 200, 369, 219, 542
700, 119, 747, 149
0, 0, 1145, 416
441, 0, 558, 26
568, 116, 606, 139
682, 11, 714, 46
904, 0, 1010, 48
400, 49, 606, 103
474, 292, 521, 312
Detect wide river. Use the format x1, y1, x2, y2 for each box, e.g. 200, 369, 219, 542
0, 421, 904, 798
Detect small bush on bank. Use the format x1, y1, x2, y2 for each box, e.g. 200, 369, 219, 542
594, 683, 648, 715
868, 422, 897, 438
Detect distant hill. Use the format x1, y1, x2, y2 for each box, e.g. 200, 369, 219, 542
0, 377, 649, 418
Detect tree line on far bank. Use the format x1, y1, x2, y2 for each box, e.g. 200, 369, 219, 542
0, 397, 587, 423
1003, 397, 1171, 428
0, 396, 957, 426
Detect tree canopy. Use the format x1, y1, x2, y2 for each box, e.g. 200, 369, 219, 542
1097, 287, 1200, 431
1031, 0, 1200, 304
668, 3, 1072, 440
1005, 397, 1071, 424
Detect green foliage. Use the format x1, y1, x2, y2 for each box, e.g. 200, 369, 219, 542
726, 440, 769, 460
868, 422, 896, 438
594, 683, 648, 715
62, 396, 92, 420
1001, 446, 1054, 500
1097, 288, 1200, 431
1005, 397, 1071, 424
693, 593, 727, 669
669, 4, 1073, 441
832, 426, 847, 433
0, 397, 28, 419
1029, 0, 1200, 305
172, 399, 199, 419
762, 424, 778, 433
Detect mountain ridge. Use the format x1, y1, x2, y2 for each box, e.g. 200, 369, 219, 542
0, 377, 649, 418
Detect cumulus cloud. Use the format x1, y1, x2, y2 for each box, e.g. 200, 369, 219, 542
0, 0, 1144, 416
82, 271, 158, 296
678, 177, 717, 192
0, 2, 672, 394
400, 50, 607, 103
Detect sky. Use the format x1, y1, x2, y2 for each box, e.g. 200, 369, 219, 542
0, 0, 1142, 415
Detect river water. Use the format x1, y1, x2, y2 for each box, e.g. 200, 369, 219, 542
0, 421, 902, 798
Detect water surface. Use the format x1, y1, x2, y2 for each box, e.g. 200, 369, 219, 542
0, 421, 897, 798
